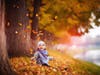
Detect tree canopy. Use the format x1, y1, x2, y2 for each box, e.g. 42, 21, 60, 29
26, 0, 100, 41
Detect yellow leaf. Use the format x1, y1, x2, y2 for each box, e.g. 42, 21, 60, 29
26, 25, 31, 29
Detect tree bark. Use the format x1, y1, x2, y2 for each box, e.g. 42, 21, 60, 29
31, 0, 42, 40
0, 0, 17, 75
5, 0, 31, 57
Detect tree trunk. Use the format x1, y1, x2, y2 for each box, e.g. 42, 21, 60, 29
30, 0, 42, 51
5, 0, 32, 57
0, 0, 17, 75
31, 0, 42, 40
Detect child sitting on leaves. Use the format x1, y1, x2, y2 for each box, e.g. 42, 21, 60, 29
31, 41, 53, 66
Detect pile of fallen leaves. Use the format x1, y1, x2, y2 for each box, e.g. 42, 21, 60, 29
10, 57, 73, 75
10, 50, 100, 75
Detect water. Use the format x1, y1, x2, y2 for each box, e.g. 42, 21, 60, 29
74, 49, 100, 66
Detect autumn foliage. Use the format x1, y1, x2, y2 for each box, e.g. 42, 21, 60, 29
10, 50, 100, 75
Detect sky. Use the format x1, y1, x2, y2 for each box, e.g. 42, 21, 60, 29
71, 12, 100, 45
86, 26, 100, 38
71, 25, 100, 49
87, 13, 100, 38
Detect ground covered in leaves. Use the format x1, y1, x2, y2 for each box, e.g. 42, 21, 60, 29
10, 50, 100, 75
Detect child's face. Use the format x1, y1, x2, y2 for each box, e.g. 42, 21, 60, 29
38, 44, 46, 50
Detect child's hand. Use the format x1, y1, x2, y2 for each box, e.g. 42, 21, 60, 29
31, 57, 35, 60
48, 56, 55, 60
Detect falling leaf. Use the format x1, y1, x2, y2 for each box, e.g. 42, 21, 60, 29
16, 6, 19, 8
26, 25, 31, 29
18, 23, 23, 26
54, 16, 58, 20
52, 68, 57, 72
26, 13, 29, 17
36, 14, 39, 17
7, 22, 10, 27
32, 30, 38, 34
29, 48, 33, 54
29, 20, 32, 24
23, 35, 26, 39
15, 31, 18, 34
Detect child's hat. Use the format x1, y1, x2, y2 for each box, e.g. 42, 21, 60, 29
37, 41, 46, 46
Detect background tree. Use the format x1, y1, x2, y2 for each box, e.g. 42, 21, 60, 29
39, 0, 100, 36
5, 0, 31, 57
27, 0, 100, 44
0, 0, 17, 74
27, 0, 56, 46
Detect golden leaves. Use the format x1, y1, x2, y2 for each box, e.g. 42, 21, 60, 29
10, 49, 99, 75
32, 30, 38, 34
67, 17, 79, 25
10, 56, 70, 75
28, 7, 34, 12
24, 25, 31, 33
26, 25, 31, 29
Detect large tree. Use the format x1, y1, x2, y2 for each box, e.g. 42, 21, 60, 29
26, 0, 100, 44
39, 0, 100, 36
5, 0, 31, 57
0, 0, 17, 75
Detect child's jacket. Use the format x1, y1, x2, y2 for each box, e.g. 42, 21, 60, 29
34, 49, 52, 65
